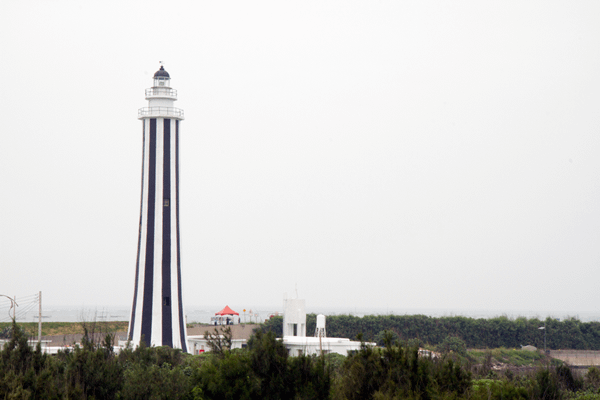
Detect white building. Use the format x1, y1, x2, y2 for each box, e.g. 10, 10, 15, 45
283, 335, 364, 357
281, 297, 373, 356
283, 298, 306, 337
187, 335, 246, 355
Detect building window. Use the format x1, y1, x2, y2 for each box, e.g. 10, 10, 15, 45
164, 199, 169, 207
163, 297, 170, 306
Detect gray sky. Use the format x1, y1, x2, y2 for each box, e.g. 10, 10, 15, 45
1, 1, 599, 316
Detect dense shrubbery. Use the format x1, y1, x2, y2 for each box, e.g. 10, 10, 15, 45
3, 320, 600, 399
192, 330, 331, 400
334, 335, 471, 400
0, 323, 331, 399
262, 314, 600, 349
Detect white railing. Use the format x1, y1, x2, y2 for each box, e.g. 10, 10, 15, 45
138, 107, 184, 118
145, 88, 177, 98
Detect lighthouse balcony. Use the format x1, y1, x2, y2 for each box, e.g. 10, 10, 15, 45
138, 107, 185, 119
145, 88, 177, 100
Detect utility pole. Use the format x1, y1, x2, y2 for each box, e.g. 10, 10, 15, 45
539, 322, 547, 353
0, 294, 18, 321
544, 321, 547, 353
38, 291, 42, 343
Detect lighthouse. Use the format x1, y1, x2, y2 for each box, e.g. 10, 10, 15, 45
128, 65, 188, 351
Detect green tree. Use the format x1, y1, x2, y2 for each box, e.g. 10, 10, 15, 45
535, 369, 561, 400
0, 321, 60, 399
248, 330, 293, 400
118, 342, 192, 400
437, 336, 467, 357
584, 366, 600, 391
191, 351, 256, 400
374, 330, 400, 347
290, 354, 331, 400
57, 330, 123, 399
204, 326, 233, 357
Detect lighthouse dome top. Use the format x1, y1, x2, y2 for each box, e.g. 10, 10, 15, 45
153, 66, 170, 78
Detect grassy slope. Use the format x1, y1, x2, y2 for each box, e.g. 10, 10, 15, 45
469, 348, 545, 367
0, 321, 129, 337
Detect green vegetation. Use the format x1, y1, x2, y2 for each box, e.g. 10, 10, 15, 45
469, 348, 545, 367
0, 321, 128, 337
0, 321, 483, 399
4, 315, 600, 399
262, 314, 600, 350
5, 320, 599, 400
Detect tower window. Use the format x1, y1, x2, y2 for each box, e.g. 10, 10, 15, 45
163, 297, 170, 306
164, 199, 169, 207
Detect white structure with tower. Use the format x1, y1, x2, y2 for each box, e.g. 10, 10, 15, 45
282, 296, 371, 356
283, 298, 306, 337
128, 65, 188, 351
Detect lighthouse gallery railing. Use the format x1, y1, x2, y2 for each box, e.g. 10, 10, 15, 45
138, 107, 184, 118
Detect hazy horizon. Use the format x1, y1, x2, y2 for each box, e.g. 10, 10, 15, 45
4, 302, 600, 325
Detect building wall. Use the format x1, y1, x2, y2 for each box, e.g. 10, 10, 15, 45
283, 298, 306, 337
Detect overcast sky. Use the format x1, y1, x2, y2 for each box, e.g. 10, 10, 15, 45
1, 1, 599, 318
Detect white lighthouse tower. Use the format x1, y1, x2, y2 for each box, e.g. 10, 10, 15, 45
128, 65, 188, 351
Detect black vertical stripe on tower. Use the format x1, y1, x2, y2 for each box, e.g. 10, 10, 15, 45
162, 119, 173, 347
129, 121, 147, 340
141, 119, 157, 346
175, 120, 187, 352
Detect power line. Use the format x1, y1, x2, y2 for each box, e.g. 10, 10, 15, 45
0, 293, 40, 322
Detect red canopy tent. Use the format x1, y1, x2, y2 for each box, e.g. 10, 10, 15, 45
215, 305, 239, 316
